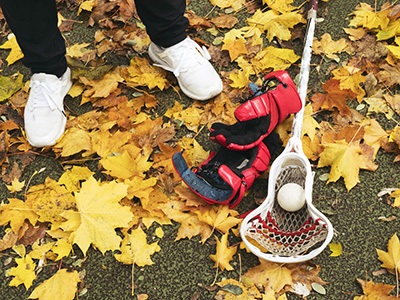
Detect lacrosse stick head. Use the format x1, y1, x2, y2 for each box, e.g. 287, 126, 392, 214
240, 138, 334, 263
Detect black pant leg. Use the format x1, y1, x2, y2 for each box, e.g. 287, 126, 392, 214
134, 0, 188, 48
0, 0, 67, 76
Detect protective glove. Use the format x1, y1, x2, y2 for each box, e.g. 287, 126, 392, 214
172, 133, 281, 208
210, 70, 302, 151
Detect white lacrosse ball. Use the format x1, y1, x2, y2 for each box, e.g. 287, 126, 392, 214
277, 183, 306, 212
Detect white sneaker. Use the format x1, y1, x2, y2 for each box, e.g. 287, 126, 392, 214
148, 37, 223, 101
24, 68, 72, 147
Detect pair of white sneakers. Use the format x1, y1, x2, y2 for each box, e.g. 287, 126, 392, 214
25, 37, 223, 147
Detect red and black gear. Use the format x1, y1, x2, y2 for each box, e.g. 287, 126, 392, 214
172, 70, 302, 207
210, 70, 302, 151
172, 134, 279, 208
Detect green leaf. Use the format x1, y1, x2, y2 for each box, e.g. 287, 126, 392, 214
221, 283, 243, 295
0, 73, 24, 102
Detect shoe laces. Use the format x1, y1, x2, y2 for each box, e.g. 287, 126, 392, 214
154, 39, 212, 77
29, 79, 65, 115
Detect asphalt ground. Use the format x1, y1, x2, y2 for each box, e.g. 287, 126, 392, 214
1, 0, 400, 299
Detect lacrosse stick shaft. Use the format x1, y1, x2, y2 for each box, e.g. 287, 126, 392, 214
291, 0, 318, 140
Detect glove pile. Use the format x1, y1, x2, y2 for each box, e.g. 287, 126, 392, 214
172, 70, 302, 208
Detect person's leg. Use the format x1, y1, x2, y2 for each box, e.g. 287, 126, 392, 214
135, 0, 223, 101
0, 0, 67, 76
134, 0, 188, 48
0, 0, 71, 147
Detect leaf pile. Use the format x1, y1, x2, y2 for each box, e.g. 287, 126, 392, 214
0, 0, 400, 299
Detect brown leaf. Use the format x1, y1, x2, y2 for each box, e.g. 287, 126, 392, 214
211, 14, 239, 29
186, 10, 212, 30
311, 79, 356, 117
0, 230, 18, 251
17, 222, 47, 247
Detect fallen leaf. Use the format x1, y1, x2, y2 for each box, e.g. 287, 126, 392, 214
60, 176, 132, 255
245, 259, 293, 293
28, 269, 80, 300
376, 233, 400, 273
329, 242, 343, 257
7, 254, 36, 290
0, 36, 24, 65
209, 233, 237, 271
115, 227, 161, 266
355, 279, 398, 300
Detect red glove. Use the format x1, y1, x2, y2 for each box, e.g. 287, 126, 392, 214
172, 133, 280, 208
210, 70, 302, 151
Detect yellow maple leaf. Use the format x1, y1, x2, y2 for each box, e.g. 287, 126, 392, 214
251, 46, 299, 72
302, 135, 323, 161
312, 33, 350, 61
302, 104, 320, 139
66, 42, 91, 59
178, 138, 209, 167
7, 254, 36, 290
262, 0, 296, 13
78, 0, 95, 15
5, 178, 25, 193
377, 20, 400, 41
229, 69, 250, 89
332, 67, 366, 102
168, 105, 203, 131
123, 56, 169, 90
124, 176, 157, 202
114, 227, 161, 266
81, 68, 125, 99
60, 176, 133, 255
385, 37, 400, 59
57, 166, 94, 193
161, 199, 212, 242
364, 94, 394, 120
100, 146, 153, 180
221, 28, 248, 61
0, 198, 38, 233
55, 127, 92, 157
29, 241, 55, 260
90, 129, 132, 158
0, 35, 24, 65
245, 259, 293, 293
247, 9, 305, 42
349, 2, 390, 30
318, 140, 365, 190
209, 233, 237, 271
196, 205, 241, 235
376, 233, 400, 273
28, 269, 80, 300
51, 239, 73, 261
363, 119, 388, 159
344, 27, 367, 41
355, 279, 398, 300
26, 178, 76, 223
139, 188, 172, 227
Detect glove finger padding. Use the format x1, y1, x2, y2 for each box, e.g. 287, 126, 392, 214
172, 133, 281, 208
210, 70, 302, 151
210, 116, 270, 151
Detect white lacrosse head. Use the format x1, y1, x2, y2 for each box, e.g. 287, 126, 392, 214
240, 138, 334, 263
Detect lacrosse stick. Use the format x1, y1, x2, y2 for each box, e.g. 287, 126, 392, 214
240, 0, 334, 263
